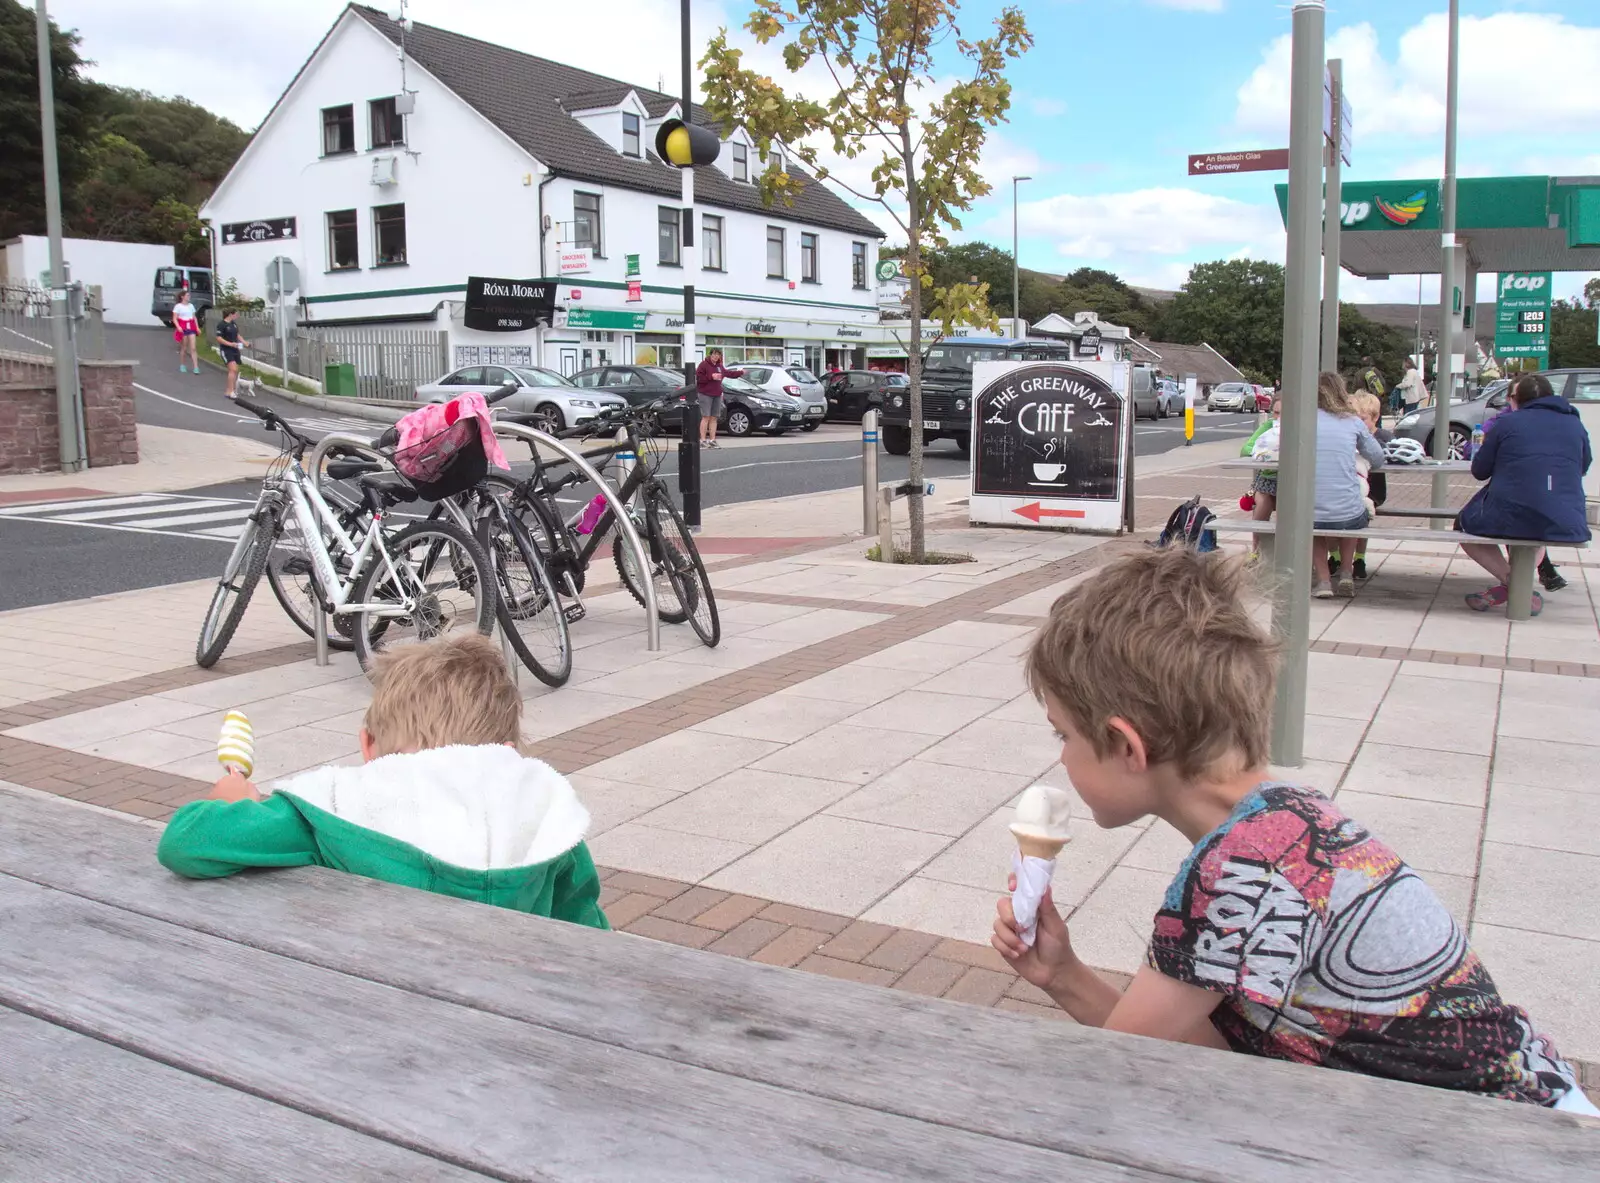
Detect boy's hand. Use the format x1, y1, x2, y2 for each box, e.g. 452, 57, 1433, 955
210, 771, 262, 802
993, 873, 1077, 993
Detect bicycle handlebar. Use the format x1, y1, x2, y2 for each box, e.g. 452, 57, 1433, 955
233, 393, 317, 450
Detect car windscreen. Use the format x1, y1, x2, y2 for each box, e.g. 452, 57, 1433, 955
787, 367, 819, 383
884, 373, 909, 385
186, 272, 213, 293
1215, 383, 1247, 393
923, 345, 1006, 372
642, 367, 684, 385
513, 368, 574, 387
722, 377, 763, 394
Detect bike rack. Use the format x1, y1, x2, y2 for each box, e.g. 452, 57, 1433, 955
490, 421, 660, 655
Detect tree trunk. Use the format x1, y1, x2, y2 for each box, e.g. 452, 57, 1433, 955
905, 225, 926, 562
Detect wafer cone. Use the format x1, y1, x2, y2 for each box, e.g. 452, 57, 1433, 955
1011, 827, 1067, 860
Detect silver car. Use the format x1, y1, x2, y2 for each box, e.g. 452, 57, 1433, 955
416, 364, 627, 433
740, 364, 828, 431
1206, 382, 1253, 412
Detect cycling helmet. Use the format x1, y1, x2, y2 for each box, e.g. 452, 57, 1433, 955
1385, 437, 1426, 465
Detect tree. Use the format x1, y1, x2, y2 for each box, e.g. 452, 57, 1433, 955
1157, 259, 1287, 378
703, 0, 1031, 560
1335, 304, 1412, 389
1549, 297, 1600, 370
1052, 267, 1155, 337
0, 0, 97, 242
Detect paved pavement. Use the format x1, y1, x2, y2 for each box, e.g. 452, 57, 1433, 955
1, 454, 1596, 1095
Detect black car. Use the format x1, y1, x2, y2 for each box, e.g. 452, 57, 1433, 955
822, 370, 908, 421
570, 365, 805, 437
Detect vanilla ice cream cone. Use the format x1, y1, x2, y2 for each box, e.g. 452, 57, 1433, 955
1012, 829, 1068, 860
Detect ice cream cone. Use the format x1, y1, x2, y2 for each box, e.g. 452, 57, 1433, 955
1011, 826, 1068, 860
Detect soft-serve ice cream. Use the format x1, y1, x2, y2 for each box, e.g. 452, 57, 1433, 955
1009, 784, 1072, 947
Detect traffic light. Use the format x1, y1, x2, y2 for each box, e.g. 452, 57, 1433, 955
654, 119, 721, 168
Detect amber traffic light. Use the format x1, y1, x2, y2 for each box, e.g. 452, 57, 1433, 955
654, 119, 721, 168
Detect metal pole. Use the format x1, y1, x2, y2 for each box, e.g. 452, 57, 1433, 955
35, 0, 84, 473
861, 407, 879, 534
1269, 0, 1326, 767
1431, 0, 1461, 522
677, 0, 702, 530
1011, 175, 1030, 339
1319, 59, 1342, 373
878, 486, 895, 563
277, 261, 289, 385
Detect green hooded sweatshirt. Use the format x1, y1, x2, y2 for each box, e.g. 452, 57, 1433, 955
157, 744, 609, 930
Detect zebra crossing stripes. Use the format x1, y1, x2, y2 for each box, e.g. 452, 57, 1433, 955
281, 415, 388, 439
0, 492, 255, 541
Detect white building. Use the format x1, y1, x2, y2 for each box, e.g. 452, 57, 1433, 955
1, 235, 175, 326
200, 3, 886, 377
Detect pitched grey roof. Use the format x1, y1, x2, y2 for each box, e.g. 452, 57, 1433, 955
1129, 338, 1247, 387
349, 6, 885, 239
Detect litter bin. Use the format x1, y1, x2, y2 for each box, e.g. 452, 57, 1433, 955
323, 363, 358, 398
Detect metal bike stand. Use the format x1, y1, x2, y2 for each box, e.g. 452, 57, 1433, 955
492, 421, 661, 653
313, 602, 329, 667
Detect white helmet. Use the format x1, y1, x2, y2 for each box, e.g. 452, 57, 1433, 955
1385, 437, 1426, 465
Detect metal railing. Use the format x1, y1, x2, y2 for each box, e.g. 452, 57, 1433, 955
0, 281, 102, 384
205, 310, 447, 402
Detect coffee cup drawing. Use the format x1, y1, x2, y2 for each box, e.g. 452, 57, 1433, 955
1032, 462, 1067, 481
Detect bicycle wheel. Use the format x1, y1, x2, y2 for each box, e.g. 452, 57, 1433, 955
480, 500, 572, 687
349, 519, 496, 673
266, 504, 361, 651
196, 505, 275, 668
613, 485, 720, 647
482, 471, 587, 597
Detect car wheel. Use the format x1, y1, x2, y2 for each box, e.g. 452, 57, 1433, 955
1427, 426, 1470, 461
956, 434, 971, 457
531, 403, 564, 434
881, 425, 911, 456
801, 421, 820, 432
725, 405, 754, 437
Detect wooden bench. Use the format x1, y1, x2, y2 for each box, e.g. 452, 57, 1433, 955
1210, 520, 1585, 620
3, 785, 1595, 1180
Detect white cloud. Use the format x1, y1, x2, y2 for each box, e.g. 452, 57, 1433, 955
1236, 13, 1600, 143
992, 188, 1282, 262
1030, 97, 1068, 117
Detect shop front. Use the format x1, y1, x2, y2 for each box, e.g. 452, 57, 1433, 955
643, 311, 878, 373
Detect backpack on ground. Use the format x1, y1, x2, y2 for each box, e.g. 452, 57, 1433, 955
1153, 495, 1217, 553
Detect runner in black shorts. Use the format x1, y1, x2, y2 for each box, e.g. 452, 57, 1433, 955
215, 309, 251, 400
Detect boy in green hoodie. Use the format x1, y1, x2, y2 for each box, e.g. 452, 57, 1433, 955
158, 633, 609, 929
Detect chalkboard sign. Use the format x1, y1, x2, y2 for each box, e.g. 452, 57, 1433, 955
464, 276, 556, 332
221, 217, 296, 244
973, 363, 1123, 500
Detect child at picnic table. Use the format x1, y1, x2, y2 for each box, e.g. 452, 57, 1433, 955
157, 633, 609, 930
992, 547, 1598, 1114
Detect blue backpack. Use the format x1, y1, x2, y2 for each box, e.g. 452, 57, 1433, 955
1155, 496, 1217, 553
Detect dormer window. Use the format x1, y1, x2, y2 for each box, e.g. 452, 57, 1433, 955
731, 141, 748, 182
622, 112, 641, 158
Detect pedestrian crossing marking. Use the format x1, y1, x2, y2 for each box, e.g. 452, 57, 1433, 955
0, 492, 253, 542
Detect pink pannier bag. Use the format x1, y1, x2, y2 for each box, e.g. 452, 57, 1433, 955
388, 391, 510, 501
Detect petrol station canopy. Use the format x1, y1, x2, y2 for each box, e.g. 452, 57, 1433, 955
1273, 175, 1600, 279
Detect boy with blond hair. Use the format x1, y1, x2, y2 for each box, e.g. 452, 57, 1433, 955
992, 548, 1596, 1113
158, 634, 608, 929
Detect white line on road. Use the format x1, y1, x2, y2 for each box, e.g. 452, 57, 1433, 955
133, 382, 255, 422
118, 508, 254, 529
0, 492, 169, 516
51, 498, 240, 523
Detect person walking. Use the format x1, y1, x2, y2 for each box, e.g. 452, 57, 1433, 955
693, 347, 742, 449
1354, 355, 1393, 416
1457, 372, 1590, 615
215, 309, 251, 400
172, 285, 201, 374
1397, 357, 1427, 414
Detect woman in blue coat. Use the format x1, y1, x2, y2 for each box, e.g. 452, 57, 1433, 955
1460, 372, 1592, 614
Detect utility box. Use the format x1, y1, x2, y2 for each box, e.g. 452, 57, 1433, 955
323, 363, 358, 398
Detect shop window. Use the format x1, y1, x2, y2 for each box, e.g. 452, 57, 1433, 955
322, 105, 355, 155
326, 209, 358, 270
373, 203, 406, 266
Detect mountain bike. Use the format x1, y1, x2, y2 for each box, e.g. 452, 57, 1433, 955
196, 396, 495, 671
496, 401, 720, 648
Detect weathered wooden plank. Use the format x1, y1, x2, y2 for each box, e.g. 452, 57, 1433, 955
2, 788, 1594, 1182
0, 872, 1141, 1183
0, 1006, 489, 1182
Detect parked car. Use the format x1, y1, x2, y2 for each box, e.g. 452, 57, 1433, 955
1389, 369, 1600, 458
417, 364, 627, 433
1132, 365, 1161, 420
740, 364, 828, 430
1155, 378, 1183, 418
152, 266, 213, 326
571, 364, 808, 436
571, 364, 686, 407
822, 370, 906, 421
1251, 384, 1274, 412
1206, 381, 1254, 412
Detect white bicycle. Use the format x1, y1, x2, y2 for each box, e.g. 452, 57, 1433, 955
195, 396, 495, 671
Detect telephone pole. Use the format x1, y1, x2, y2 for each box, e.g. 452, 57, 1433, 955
36, 0, 85, 472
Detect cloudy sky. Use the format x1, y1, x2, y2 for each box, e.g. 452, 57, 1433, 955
36, 0, 1600, 304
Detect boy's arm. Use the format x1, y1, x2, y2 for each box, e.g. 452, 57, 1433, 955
157, 793, 320, 880
549, 842, 610, 930
1104, 966, 1232, 1049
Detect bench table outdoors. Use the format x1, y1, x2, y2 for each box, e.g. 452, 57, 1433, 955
1220, 458, 1473, 473
1, 786, 1594, 1181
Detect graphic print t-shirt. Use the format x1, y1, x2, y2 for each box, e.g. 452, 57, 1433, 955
1148, 784, 1581, 1105
217, 320, 240, 351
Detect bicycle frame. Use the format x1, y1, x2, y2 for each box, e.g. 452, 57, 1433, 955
276, 460, 416, 619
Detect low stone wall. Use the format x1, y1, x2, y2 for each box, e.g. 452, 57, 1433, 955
0, 360, 139, 475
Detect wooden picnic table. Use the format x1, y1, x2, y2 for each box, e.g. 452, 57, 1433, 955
1220, 458, 1474, 473
2, 785, 1594, 1181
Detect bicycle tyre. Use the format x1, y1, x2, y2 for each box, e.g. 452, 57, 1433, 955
613, 515, 689, 625
482, 470, 587, 597
480, 502, 572, 687
350, 518, 496, 673
265, 508, 361, 651
647, 486, 720, 648
196, 510, 274, 668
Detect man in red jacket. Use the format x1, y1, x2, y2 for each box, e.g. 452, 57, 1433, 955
694, 348, 743, 448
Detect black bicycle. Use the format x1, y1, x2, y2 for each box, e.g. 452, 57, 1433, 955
497, 401, 720, 648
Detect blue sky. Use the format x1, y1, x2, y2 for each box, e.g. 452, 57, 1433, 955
42, 0, 1599, 304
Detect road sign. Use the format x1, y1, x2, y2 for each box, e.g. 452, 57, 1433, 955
1323, 66, 1353, 165
1494, 271, 1552, 361
968, 359, 1129, 533
265, 257, 299, 302
1188, 149, 1289, 176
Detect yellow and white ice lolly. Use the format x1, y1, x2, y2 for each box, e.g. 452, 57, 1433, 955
216, 710, 254, 778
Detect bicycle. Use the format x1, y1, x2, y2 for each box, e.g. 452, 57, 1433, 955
196, 395, 495, 672
497, 400, 720, 648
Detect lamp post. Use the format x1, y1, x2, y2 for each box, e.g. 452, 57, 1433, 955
1432, 0, 1461, 520
1012, 175, 1031, 339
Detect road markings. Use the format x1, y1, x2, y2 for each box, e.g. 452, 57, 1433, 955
133, 382, 379, 438
0, 492, 253, 542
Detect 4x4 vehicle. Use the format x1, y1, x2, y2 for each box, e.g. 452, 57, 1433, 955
152, 266, 213, 326
878, 337, 1077, 455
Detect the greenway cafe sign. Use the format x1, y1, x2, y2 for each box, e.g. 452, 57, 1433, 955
1494, 271, 1552, 361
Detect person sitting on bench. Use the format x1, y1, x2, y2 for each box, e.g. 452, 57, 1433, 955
1457, 372, 1590, 616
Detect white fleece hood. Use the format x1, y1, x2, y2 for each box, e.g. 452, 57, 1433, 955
271, 745, 590, 871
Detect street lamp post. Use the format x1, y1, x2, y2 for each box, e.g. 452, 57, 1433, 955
1012, 175, 1031, 339
1432, 0, 1462, 521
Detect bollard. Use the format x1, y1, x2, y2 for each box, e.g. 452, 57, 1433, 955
614, 425, 635, 489
877, 485, 895, 564
861, 408, 879, 536
313, 599, 329, 667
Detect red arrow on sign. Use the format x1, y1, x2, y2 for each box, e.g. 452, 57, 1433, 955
1013, 502, 1086, 523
